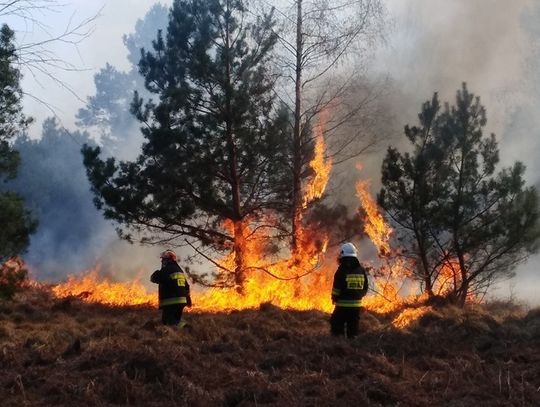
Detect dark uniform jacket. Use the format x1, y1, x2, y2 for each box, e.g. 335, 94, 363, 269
150, 261, 190, 308
331, 263, 368, 307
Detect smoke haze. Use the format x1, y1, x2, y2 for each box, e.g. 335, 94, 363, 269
6, 0, 540, 303
371, 0, 539, 304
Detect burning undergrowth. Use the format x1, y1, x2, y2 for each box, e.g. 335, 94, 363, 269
46, 174, 429, 326
1, 286, 539, 406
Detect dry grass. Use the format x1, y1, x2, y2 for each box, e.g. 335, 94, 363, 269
1, 287, 539, 406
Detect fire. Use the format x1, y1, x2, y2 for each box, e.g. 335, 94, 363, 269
194, 217, 332, 312
435, 257, 461, 296
355, 179, 429, 326
189, 109, 334, 312
50, 140, 436, 327
52, 268, 156, 306
50, 177, 428, 327
392, 305, 432, 328
356, 179, 392, 257
52, 111, 336, 313
196, 269, 333, 312
302, 111, 332, 209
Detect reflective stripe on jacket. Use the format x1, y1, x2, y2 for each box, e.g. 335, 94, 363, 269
331, 264, 368, 308
150, 261, 190, 309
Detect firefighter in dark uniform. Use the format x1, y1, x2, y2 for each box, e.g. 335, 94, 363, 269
150, 249, 192, 326
330, 242, 368, 338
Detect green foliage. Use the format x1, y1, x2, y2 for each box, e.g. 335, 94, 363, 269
379, 83, 540, 305
0, 24, 36, 262
0, 193, 37, 263
0, 24, 31, 181
82, 0, 289, 285
0, 257, 28, 299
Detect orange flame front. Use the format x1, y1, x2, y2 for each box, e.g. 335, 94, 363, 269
52, 269, 156, 306
50, 177, 430, 326
49, 130, 444, 327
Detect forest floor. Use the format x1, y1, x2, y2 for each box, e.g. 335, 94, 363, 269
1, 286, 540, 406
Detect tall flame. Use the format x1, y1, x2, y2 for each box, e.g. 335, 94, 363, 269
52, 109, 336, 313
302, 111, 332, 208
194, 217, 332, 312
355, 179, 392, 257
355, 179, 423, 322
50, 147, 445, 327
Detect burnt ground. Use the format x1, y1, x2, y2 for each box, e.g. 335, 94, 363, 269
1, 287, 539, 406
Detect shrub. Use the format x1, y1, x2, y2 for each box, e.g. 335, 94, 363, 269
0, 257, 28, 299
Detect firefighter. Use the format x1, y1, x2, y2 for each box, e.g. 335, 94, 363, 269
150, 249, 192, 327
330, 242, 368, 338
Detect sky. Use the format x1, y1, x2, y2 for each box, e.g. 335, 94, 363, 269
4, 0, 173, 131
4, 0, 539, 304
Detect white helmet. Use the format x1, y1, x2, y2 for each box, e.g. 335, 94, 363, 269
339, 242, 358, 259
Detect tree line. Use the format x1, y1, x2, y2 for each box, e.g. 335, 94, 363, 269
1, 0, 538, 305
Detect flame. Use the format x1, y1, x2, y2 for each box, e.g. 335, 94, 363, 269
52, 268, 156, 306
392, 305, 432, 328
194, 217, 332, 312
50, 157, 448, 328
302, 111, 332, 208
50, 179, 422, 326
435, 257, 461, 296
184, 109, 334, 312
356, 180, 392, 257
354, 179, 429, 326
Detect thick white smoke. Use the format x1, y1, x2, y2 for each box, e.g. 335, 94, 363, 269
369, 0, 539, 305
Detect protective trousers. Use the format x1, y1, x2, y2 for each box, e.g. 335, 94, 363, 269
161, 304, 185, 326
330, 306, 360, 338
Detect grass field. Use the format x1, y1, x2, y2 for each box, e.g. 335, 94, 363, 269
1, 287, 539, 406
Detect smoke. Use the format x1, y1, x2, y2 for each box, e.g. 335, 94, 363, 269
376, 0, 528, 122
328, 0, 534, 205
6, 1, 540, 303
363, 0, 540, 305
325, 0, 540, 305
5, 1, 171, 281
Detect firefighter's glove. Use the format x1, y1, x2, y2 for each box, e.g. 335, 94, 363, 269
150, 270, 160, 284
186, 295, 192, 308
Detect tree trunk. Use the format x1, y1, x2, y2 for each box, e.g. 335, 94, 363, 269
415, 232, 434, 298
291, 0, 303, 255
224, 0, 245, 293
453, 230, 469, 307
233, 220, 246, 291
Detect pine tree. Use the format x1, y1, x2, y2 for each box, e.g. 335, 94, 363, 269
0, 24, 37, 264
379, 84, 540, 305
76, 4, 169, 157
83, 0, 288, 290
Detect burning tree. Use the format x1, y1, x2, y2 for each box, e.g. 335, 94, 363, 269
82, 0, 290, 291
268, 0, 386, 254
379, 83, 540, 306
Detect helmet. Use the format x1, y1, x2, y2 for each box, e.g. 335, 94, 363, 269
160, 249, 177, 261
339, 242, 358, 259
